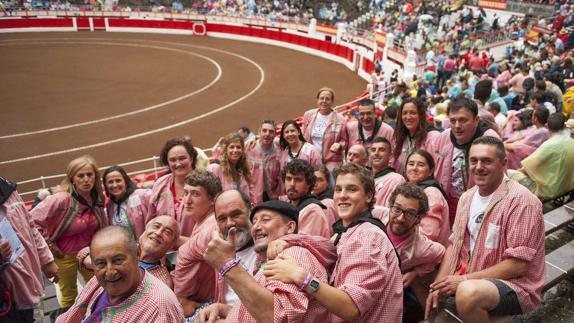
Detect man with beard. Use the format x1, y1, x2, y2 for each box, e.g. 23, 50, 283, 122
282, 159, 331, 238
369, 137, 405, 206
383, 184, 445, 317
261, 164, 403, 322
426, 137, 545, 323
199, 200, 331, 322
57, 226, 183, 322
246, 120, 281, 204
171, 170, 223, 318
346, 98, 394, 149
429, 98, 499, 223
208, 190, 257, 307
78, 215, 179, 290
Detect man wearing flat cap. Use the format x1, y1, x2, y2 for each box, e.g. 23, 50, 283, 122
199, 200, 331, 322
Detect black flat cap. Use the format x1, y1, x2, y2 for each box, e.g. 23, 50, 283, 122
250, 200, 299, 223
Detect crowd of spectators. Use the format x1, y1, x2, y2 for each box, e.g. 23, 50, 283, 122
3, 1, 574, 323
1, 0, 362, 24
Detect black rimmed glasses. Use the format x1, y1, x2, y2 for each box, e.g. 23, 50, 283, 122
389, 205, 420, 221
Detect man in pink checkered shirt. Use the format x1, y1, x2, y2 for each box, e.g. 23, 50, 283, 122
57, 226, 183, 322
262, 163, 404, 322
426, 136, 545, 322
199, 199, 331, 322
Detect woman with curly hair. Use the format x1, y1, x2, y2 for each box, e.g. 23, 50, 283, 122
391, 98, 440, 175
149, 137, 198, 221
31, 155, 107, 312
207, 133, 255, 203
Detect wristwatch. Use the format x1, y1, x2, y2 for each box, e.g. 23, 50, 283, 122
305, 277, 321, 295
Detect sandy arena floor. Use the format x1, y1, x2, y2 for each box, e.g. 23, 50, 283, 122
0, 32, 366, 193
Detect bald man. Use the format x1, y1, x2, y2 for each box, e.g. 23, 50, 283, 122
58, 226, 183, 322
346, 144, 369, 167
78, 216, 180, 289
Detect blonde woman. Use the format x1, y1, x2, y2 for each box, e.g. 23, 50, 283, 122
207, 133, 255, 203
31, 155, 107, 311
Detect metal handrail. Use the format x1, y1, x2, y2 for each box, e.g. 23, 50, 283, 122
15, 89, 372, 200
16, 156, 161, 199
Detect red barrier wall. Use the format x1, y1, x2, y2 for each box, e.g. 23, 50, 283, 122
206, 23, 352, 63
108, 18, 195, 30
0, 17, 74, 29
0, 18, 353, 64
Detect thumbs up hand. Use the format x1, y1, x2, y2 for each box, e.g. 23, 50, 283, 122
203, 228, 237, 270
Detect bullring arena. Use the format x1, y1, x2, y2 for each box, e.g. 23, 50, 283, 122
0, 26, 366, 195
2, 4, 574, 323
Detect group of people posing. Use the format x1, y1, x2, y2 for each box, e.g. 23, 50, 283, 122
0, 86, 555, 322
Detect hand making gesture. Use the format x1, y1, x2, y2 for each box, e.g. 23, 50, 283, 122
203, 227, 238, 270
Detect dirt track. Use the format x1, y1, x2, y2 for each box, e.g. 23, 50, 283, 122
0, 32, 365, 193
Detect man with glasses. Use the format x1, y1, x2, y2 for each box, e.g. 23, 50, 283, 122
246, 120, 281, 204
346, 98, 394, 150
383, 184, 445, 319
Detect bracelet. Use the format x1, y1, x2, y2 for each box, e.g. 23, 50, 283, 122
219, 257, 241, 276
298, 272, 313, 291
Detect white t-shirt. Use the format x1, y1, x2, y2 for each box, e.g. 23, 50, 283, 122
361, 127, 374, 141
468, 190, 494, 252
110, 202, 130, 228
451, 147, 466, 199
223, 246, 258, 305
426, 50, 436, 67
311, 113, 330, 152
494, 113, 507, 129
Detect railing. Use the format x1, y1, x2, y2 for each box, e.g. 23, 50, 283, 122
15, 91, 368, 201
506, 1, 555, 17
16, 156, 167, 200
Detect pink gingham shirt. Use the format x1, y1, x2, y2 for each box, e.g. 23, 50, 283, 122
391, 130, 440, 176
246, 142, 281, 203
172, 216, 217, 302
329, 223, 403, 322
302, 109, 348, 170
429, 128, 500, 220
379, 211, 446, 276
298, 203, 332, 238
148, 174, 194, 236
346, 120, 394, 149
2, 190, 54, 309
105, 188, 152, 239
445, 179, 545, 313
419, 186, 450, 247
57, 270, 184, 322
225, 246, 330, 322
374, 171, 406, 207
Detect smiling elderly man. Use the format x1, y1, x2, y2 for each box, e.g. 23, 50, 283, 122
78, 215, 180, 289
57, 226, 183, 323
198, 200, 331, 322
346, 144, 369, 167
